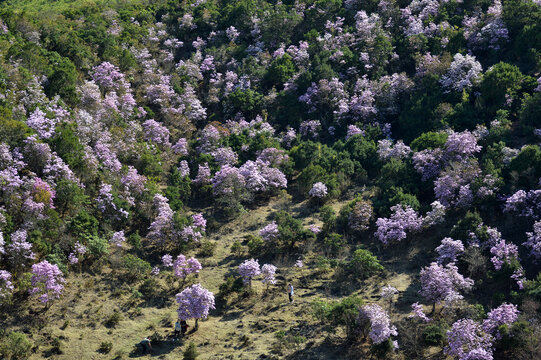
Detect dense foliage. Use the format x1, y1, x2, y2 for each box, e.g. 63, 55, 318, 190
0, 0, 540, 357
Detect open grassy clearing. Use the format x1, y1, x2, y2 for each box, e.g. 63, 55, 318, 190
1, 192, 440, 359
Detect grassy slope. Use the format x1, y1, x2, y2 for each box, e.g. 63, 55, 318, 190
1, 190, 444, 360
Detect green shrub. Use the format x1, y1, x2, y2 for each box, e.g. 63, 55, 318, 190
98, 341, 113, 354
183, 342, 198, 360
87, 235, 109, 258
0, 332, 33, 360
231, 240, 244, 257
246, 235, 264, 257
139, 278, 159, 299
105, 312, 123, 328
198, 241, 217, 257
422, 324, 446, 346
122, 255, 151, 280
312, 296, 364, 338
348, 249, 384, 279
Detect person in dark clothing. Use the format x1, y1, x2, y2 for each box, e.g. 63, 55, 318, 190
140, 336, 152, 354
181, 320, 189, 336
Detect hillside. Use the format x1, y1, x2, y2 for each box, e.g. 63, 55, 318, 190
0, 0, 541, 359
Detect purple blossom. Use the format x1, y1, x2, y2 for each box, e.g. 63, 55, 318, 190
299, 120, 321, 139
482, 303, 519, 335
143, 119, 171, 146
294, 259, 304, 268
308, 225, 321, 234
375, 205, 422, 245
419, 262, 474, 306
260, 222, 279, 241
238, 258, 261, 284
282, 128, 297, 148
194, 163, 211, 184
309, 182, 327, 198
445, 131, 482, 161
445, 319, 494, 360
359, 304, 397, 344
172, 138, 189, 155
345, 125, 364, 140
8, 229, 35, 264
256, 148, 289, 167
192, 213, 206, 230
489, 239, 519, 270
436, 238, 465, 263
0, 270, 14, 298
147, 194, 174, 244
261, 264, 277, 285
173, 254, 202, 280
211, 165, 245, 195
503, 189, 541, 219
226, 26, 240, 42
381, 285, 399, 301
378, 140, 411, 160
440, 54, 482, 93
121, 166, 146, 194
91, 62, 127, 91
409, 303, 431, 322
524, 221, 541, 260
177, 160, 190, 177
162, 254, 173, 268
110, 231, 126, 247
175, 284, 215, 321
412, 148, 445, 181
26, 108, 58, 139
348, 200, 373, 232
423, 201, 447, 227
96, 183, 128, 220
211, 147, 238, 166
29, 260, 65, 304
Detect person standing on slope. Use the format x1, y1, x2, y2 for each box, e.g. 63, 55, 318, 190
287, 283, 294, 303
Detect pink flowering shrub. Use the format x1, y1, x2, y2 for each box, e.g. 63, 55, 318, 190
359, 304, 398, 344
29, 260, 65, 304
176, 283, 215, 322
238, 258, 261, 285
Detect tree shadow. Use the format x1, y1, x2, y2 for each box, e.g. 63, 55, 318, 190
128, 337, 185, 358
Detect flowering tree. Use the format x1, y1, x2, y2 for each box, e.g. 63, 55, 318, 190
445, 319, 494, 360
259, 222, 279, 241
0, 270, 14, 300
147, 194, 175, 245
173, 255, 202, 282
489, 239, 519, 270
348, 199, 373, 232
68, 242, 87, 266
436, 238, 465, 263
29, 260, 65, 305
419, 262, 474, 312
110, 231, 126, 247
375, 204, 422, 245
175, 284, 215, 329
309, 182, 328, 199
238, 258, 261, 285
440, 53, 483, 93
359, 304, 398, 345
482, 303, 519, 335
408, 303, 431, 322
524, 221, 541, 260
7, 230, 35, 268
261, 264, 277, 287
381, 285, 398, 310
